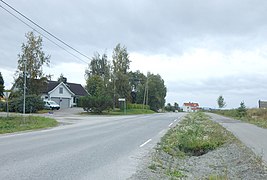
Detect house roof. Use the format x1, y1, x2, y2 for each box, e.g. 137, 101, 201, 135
66, 82, 88, 96
43, 81, 88, 96
183, 102, 199, 107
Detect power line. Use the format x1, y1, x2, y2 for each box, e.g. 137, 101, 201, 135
0, 0, 91, 62
0, 4, 87, 64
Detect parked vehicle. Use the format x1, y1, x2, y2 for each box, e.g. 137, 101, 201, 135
44, 100, 60, 110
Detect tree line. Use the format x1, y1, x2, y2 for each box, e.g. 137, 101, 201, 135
0, 31, 167, 113
82, 44, 167, 113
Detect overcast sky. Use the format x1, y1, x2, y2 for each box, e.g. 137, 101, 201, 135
1, 0, 267, 108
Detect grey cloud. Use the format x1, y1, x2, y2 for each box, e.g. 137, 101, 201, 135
1, 0, 267, 108
168, 74, 267, 95
2, 0, 267, 65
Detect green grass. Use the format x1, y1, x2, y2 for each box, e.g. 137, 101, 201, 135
214, 109, 267, 128
81, 108, 155, 115
160, 112, 234, 157
36, 109, 51, 114
147, 112, 234, 179
208, 174, 228, 180
166, 169, 185, 178
0, 116, 58, 134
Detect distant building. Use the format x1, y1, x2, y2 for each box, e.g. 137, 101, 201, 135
183, 102, 200, 112
259, 100, 267, 109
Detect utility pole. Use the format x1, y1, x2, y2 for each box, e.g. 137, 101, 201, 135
113, 74, 116, 110
146, 80, 149, 107
143, 73, 149, 109
23, 59, 26, 115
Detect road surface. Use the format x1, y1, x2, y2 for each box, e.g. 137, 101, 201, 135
0, 112, 185, 180
208, 113, 267, 164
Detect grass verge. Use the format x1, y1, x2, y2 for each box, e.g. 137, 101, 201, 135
149, 112, 235, 179
160, 112, 233, 157
213, 108, 267, 128
0, 116, 58, 134
81, 108, 155, 115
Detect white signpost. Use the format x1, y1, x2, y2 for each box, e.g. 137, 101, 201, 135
118, 98, 126, 114
4, 91, 11, 117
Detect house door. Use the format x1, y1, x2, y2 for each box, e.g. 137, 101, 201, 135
51, 97, 70, 109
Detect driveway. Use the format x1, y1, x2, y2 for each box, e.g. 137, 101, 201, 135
208, 113, 267, 164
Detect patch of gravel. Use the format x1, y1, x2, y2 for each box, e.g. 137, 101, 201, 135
129, 141, 267, 179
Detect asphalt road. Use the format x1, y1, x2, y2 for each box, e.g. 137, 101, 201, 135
208, 113, 267, 164
0, 112, 185, 180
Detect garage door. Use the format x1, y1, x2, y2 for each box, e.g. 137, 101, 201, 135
51, 98, 70, 109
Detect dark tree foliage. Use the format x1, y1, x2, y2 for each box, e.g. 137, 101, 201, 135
237, 101, 247, 117
84, 44, 167, 112
136, 73, 167, 111
165, 103, 175, 112
8, 95, 44, 113
217, 95, 226, 109
80, 95, 113, 114
0, 72, 4, 97
86, 75, 105, 96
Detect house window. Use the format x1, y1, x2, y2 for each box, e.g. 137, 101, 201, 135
59, 87, 63, 94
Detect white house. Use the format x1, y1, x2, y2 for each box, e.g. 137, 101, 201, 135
41, 80, 88, 109
183, 102, 200, 112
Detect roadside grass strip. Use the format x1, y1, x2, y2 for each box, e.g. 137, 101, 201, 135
0, 116, 58, 134
160, 112, 233, 157
149, 112, 235, 179
214, 108, 267, 129
81, 108, 155, 115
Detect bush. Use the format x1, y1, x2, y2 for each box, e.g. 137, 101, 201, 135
8, 95, 44, 113
127, 103, 150, 110
80, 95, 113, 114
0, 101, 5, 111
237, 101, 247, 117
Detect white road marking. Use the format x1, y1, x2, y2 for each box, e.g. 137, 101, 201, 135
169, 122, 173, 127
140, 139, 152, 147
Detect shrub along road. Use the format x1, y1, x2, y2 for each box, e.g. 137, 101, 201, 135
208, 113, 267, 164
0, 112, 185, 180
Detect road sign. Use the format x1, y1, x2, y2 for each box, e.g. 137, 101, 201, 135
118, 98, 125, 102
3, 91, 11, 99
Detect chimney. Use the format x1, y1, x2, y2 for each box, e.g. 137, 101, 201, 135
63, 77, 67, 84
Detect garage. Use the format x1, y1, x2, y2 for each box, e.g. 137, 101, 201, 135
51, 97, 70, 109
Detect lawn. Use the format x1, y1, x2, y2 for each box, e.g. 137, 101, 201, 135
0, 116, 58, 134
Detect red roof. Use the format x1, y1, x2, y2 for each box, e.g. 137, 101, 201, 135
183, 102, 199, 107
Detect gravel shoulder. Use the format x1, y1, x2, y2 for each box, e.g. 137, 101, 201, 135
130, 140, 267, 179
